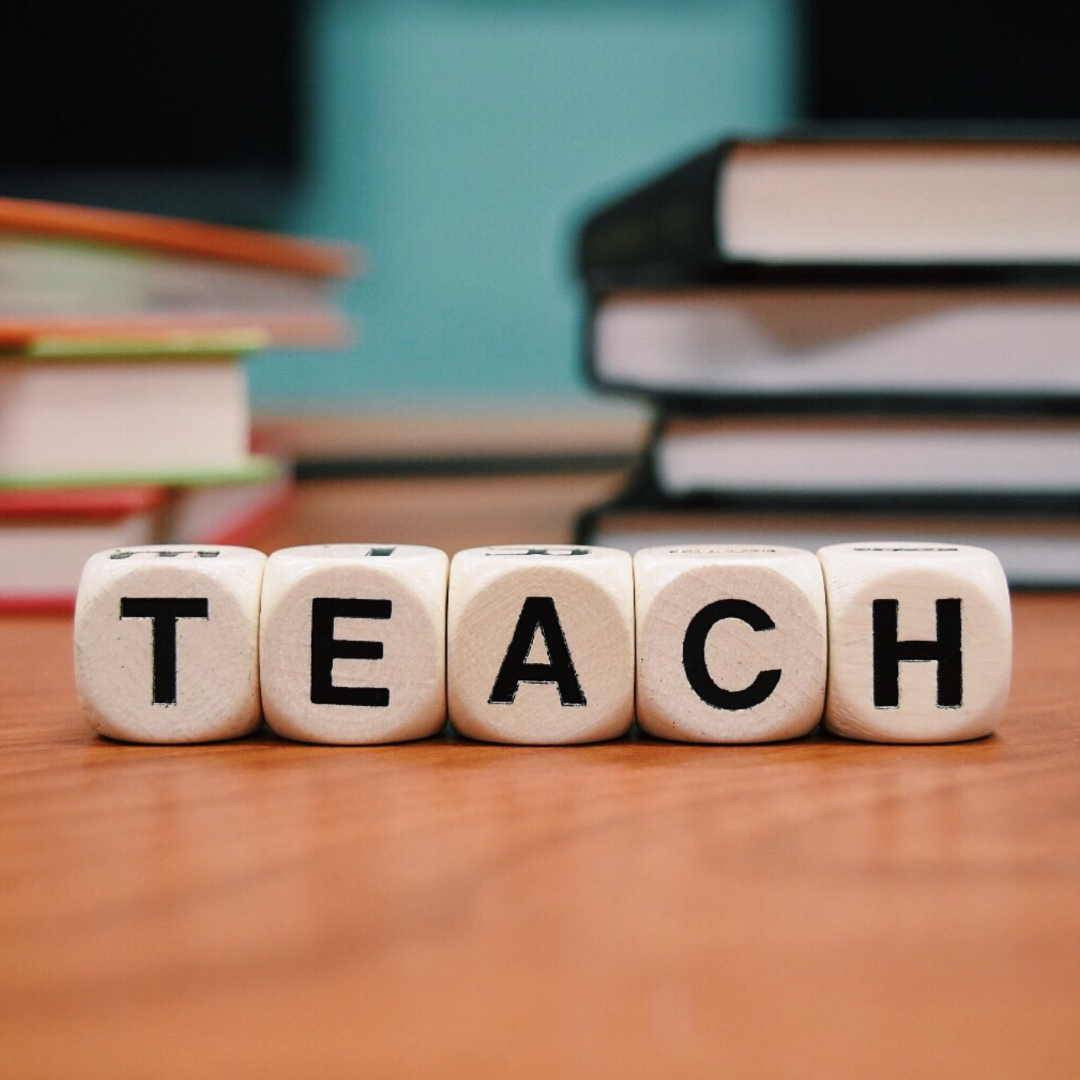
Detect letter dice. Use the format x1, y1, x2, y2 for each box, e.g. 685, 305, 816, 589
74, 545, 266, 743
818, 542, 1012, 743
447, 545, 634, 744
635, 545, 827, 743
259, 544, 448, 744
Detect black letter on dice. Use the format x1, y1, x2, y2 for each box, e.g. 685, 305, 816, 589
119, 597, 210, 705
682, 598, 782, 710
489, 596, 586, 706
310, 598, 393, 706
485, 547, 589, 557
872, 598, 963, 708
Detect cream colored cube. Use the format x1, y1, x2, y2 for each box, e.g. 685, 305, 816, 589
447, 545, 634, 744
818, 542, 1012, 743
74, 545, 265, 743
259, 544, 448, 744
635, 545, 827, 743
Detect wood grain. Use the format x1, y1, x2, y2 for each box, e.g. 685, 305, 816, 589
2, 473, 1080, 1078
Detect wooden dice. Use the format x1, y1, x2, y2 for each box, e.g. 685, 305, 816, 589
818, 542, 1012, 743
635, 545, 827, 743
74, 545, 265, 743
259, 544, 448, 744
74, 539, 1015, 746
447, 545, 635, 744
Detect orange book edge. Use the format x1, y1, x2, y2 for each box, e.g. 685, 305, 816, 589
0, 196, 355, 278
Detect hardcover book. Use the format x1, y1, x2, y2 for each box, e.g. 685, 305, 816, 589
579, 135, 1080, 288
0, 196, 355, 345
653, 417, 1080, 499
588, 286, 1080, 409
577, 480, 1080, 589
0, 331, 275, 488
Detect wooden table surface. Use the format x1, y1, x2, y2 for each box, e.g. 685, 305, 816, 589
3, 474, 1080, 1079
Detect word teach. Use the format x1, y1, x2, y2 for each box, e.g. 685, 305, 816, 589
73, 542, 1012, 746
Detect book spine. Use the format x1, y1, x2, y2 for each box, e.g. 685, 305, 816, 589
612, 386, 1080, 418
573, 502, 602, 546
577, 142, 729, 288
575, 138, 1080, 288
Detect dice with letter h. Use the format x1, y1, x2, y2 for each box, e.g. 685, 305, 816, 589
74, 539, 1013, 746
818, 542, 1012, 743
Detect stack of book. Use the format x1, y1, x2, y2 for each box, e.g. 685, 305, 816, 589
0, 198, 352, 610
575, 135, 1080, 586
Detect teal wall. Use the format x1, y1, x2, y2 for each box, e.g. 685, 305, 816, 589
253, 0, 796, 404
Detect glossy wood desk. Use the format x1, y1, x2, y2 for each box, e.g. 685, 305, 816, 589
2, 474, 1079, 1078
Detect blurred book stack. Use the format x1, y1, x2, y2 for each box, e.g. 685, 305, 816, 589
575, 135, 1080, 586
0, 198, 352, 610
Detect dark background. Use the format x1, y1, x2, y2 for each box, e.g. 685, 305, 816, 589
801, 0, 1080, 124
1, 0, 1077, 401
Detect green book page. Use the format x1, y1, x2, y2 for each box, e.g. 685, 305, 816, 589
0, 455, 281, 491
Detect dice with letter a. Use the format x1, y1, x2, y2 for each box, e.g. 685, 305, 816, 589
818, 542, 1012, 743
259, 544, 448, 744
634, 545, 827, 743
74, 545, 266, 743
447, 545, 634, 744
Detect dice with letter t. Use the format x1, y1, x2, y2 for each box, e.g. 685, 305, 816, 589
259, 544, 448, 744
74, 545, 266, 743
447, 545, 634, 744
635, 545, 827, 743
818, 542, 1012, 743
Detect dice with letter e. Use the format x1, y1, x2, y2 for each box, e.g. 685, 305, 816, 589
447, 545, 634, 744
818, 542, 1012, 743
635, 545, 827, 743
259, 544, 448, 744
74, 545, 266, 743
